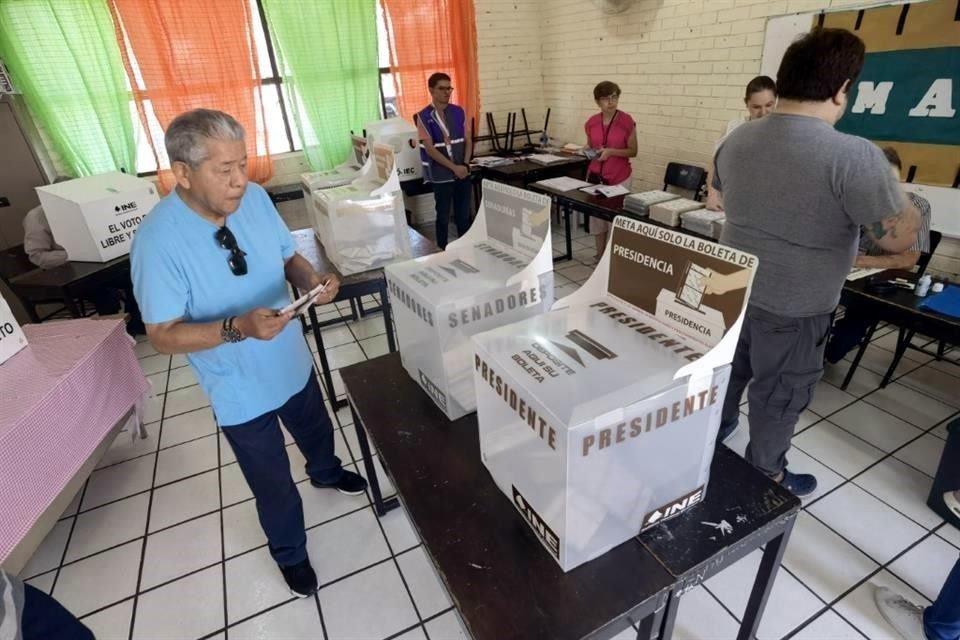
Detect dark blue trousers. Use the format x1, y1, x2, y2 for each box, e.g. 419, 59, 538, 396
21, 583, 94, 639
926, 556, 960, 640
221, 373, 343, 567
433, 178, 473, 249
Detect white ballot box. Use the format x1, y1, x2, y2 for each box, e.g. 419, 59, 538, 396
36, 172, 159, 262
301, 136, 368, 226
386, 179, 554, 420
0, 293, 28, 366
473, 216, 758, 571
366, 118, 422, 182
311, 144, 412, 276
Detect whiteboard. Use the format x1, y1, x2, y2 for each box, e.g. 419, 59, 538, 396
910, 184, 960, 239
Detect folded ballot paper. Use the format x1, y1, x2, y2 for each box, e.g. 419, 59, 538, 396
681, 208, 726, 239
310, 143, 411, 276
473, 216, 758, 571
386, 180, 554, 420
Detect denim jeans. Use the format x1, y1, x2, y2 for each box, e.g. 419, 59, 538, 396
433, 178, 473, 249
926, 556, 960, 640
221, 372, 342, 567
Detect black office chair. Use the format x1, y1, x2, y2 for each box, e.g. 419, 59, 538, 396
663, 162, 707, 201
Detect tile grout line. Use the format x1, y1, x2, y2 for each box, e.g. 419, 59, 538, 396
216, 412, 229, 640
127, 353, 172, 640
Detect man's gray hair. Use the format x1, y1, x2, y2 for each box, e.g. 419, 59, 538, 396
165, 109, 245, 168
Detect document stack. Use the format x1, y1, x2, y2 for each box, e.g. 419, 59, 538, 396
649, 198, 704, 227
622, 190, 679, 217
681, 208, 726, 239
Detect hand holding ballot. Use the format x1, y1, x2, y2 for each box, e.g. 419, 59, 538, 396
236, 308, 293, 341
703, 268, 751, 296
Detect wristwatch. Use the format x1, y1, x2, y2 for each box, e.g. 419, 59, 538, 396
221, 316, 244, 343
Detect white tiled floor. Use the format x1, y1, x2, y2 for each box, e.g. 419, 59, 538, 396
16, 223, 958, 639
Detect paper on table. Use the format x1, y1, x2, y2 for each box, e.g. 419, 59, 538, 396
846, 267, 886, 281
535, 177, 594, 192
527, 153, 569, 165
580, 184, 630, 197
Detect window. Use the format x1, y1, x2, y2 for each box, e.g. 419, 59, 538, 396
133, 0, 396, 175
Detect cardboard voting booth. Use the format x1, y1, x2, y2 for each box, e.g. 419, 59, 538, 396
386, 179, 554, 420
311, 144, 412, 276
36, 173, 159, 263
0, 293, 28, 366
366, 118, 422, 182
473, 216, 758, 571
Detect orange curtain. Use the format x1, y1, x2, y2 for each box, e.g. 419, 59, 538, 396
108, 0, 272, 191
380, 0, 479, 128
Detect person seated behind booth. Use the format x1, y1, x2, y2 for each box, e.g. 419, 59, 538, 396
23, 178, 144, 334
584, 80, 637, 259
417, 72, 474, 250
824, 146, 932, 364
712, 28, 920, 497
706, 76, 777, 211
132, 109, 367, 598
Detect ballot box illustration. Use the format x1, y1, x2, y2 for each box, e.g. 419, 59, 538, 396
36, 172, 160, 262
386, 179, 554, 420
0, 293, 28, 366
310, 143, 412, 276
473, 217, 758, 571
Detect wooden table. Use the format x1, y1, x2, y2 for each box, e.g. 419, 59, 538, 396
9, 255, 130, 321
840, 270, 960, 389
340, 353, 674, 640
291, 228, 438, 409
341, 353, 801, 640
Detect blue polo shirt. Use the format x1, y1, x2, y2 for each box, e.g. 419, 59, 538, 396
131, 183, 313, 426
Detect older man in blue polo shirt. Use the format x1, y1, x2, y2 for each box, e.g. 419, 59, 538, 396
132, 109, 366, 598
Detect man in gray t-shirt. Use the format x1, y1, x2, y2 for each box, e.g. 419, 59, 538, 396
710, 28, 920, 497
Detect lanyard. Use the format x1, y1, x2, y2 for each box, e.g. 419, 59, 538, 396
600, 110, 619, 155
432, 108, 453, 158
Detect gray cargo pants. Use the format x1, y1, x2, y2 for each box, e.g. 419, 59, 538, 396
719, 305, 833, 478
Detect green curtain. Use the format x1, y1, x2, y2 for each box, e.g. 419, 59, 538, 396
0, 0, 136, 176
262, 0, 381, 171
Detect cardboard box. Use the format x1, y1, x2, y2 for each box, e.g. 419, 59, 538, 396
386, 180, 554, 420
36, 173, 159, 262
311, 144, 412, 276
0, 293, 28, 366
649, 198, 704, 227
473, 216, 758, 571
366, 118, 422, 182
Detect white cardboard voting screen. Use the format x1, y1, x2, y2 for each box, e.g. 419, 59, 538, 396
473, 216, 758, 571
310, 143, 411, 276
36, 173, 160, 263
386, 179, 554, 420
0, 293, 28, 366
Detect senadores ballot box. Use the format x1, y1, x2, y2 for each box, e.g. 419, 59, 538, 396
385, 179, 554, 420
473, 216, 758, 571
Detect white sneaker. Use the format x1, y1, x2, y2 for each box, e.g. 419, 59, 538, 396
874, 586, 927, 640
944, 490, 960, 519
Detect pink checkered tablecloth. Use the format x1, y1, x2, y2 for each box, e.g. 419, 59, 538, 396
0, 319, 149, 565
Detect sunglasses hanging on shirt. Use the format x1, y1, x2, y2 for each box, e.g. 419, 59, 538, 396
215, 226, 248, 276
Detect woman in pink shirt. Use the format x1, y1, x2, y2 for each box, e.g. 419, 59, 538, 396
584, 80, 637, 258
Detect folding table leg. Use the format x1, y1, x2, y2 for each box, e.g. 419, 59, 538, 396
351, 404, 399, 517
739, 517, 796, 640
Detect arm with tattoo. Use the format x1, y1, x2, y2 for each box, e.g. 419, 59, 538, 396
863, 200, 921, 255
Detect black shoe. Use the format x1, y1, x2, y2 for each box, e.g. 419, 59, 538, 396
280, 558, 318, 598
779, 469, 818, 498
311, 469, 368, 496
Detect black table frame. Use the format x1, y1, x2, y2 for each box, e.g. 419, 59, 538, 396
9, 256, 131, 322
344, 354, 800, 640
840, 271, 960, 390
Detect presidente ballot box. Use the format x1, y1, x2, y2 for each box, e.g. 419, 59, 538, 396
36, 172, 159, 262
385, 179, 554, 420
310, 143, 411, 276
0, 293, 28, 366
473, 216, 758, 571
